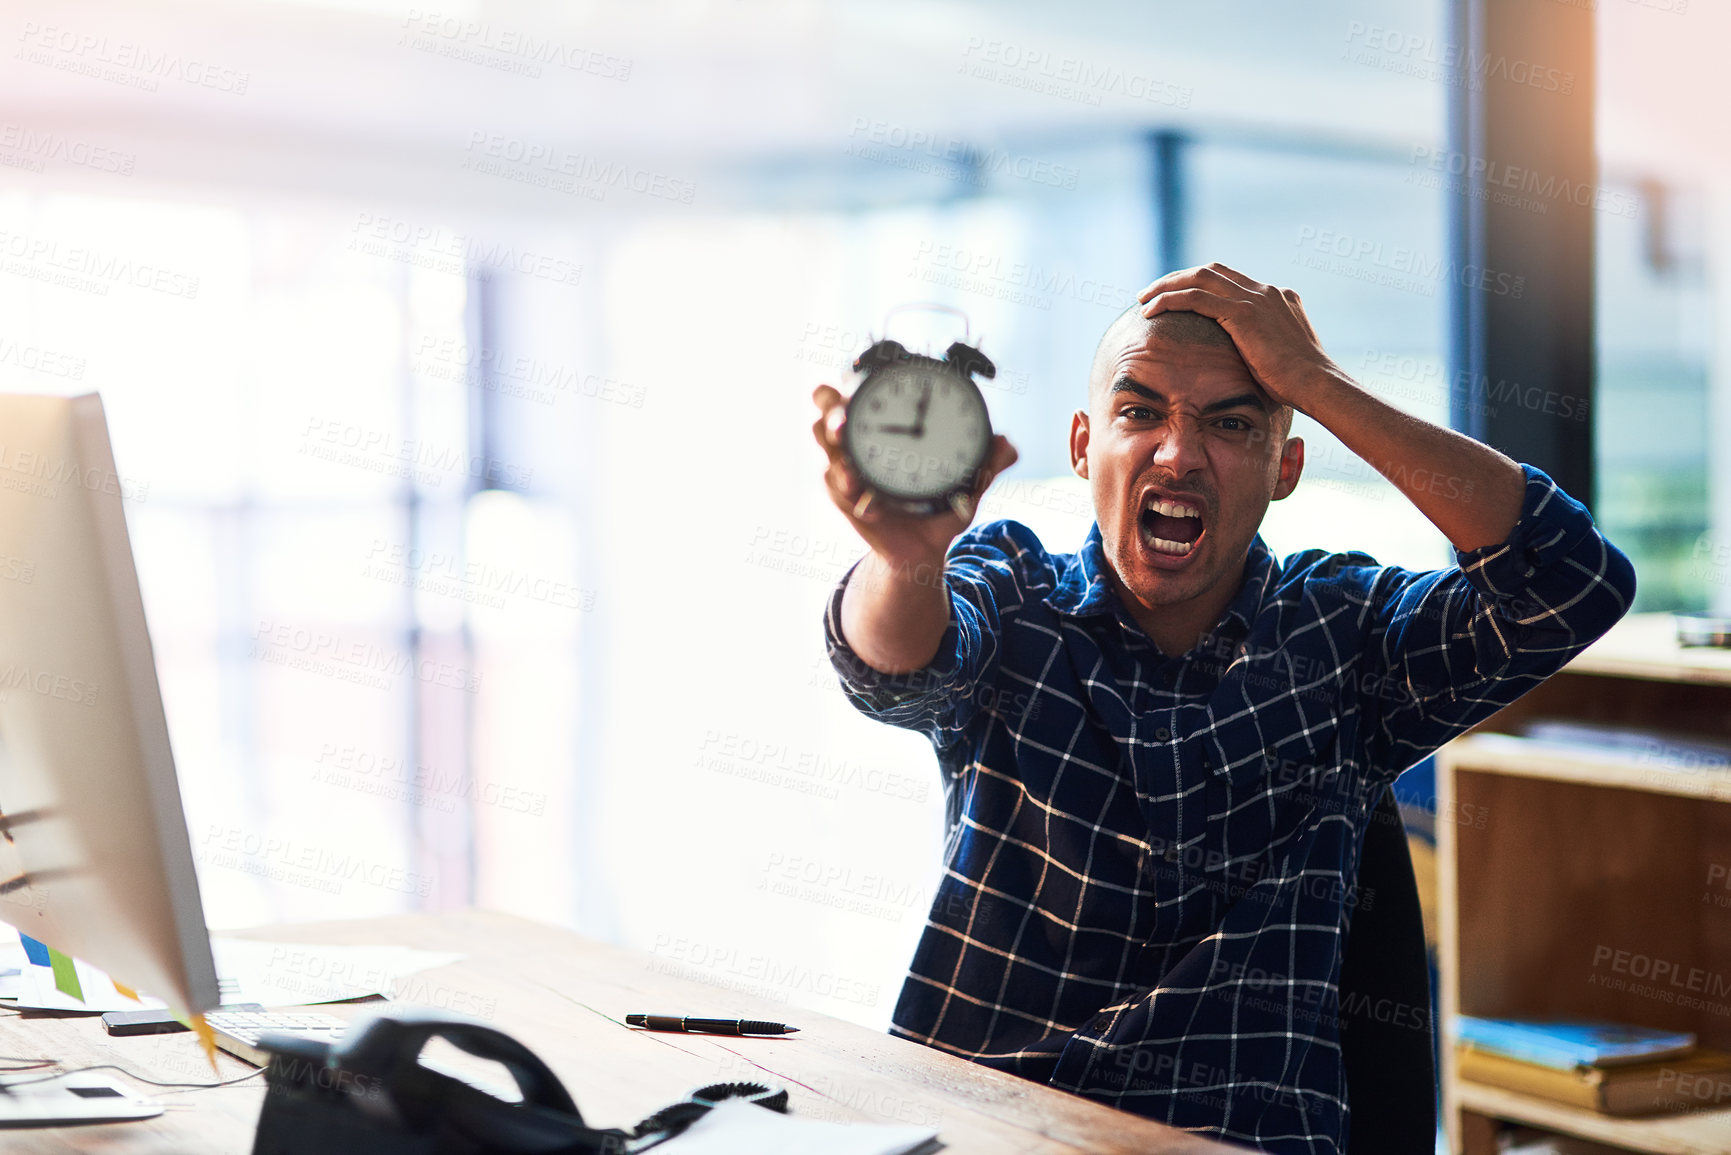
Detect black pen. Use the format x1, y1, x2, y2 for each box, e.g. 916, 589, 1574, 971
626, 1014, 799, 1036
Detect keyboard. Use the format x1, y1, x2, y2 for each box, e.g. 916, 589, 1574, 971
207, 1010, 348, 1067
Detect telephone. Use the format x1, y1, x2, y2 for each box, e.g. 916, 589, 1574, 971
250, 1006, 788, 1155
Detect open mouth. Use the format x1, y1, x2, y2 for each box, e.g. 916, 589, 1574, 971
1138, 495, 1205, 557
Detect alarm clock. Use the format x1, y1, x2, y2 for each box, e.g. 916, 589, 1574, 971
842, 338, 996, 518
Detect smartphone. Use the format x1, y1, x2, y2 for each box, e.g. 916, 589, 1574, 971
100, 1004, 265, 1036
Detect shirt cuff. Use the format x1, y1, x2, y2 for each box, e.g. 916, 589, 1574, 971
1453, 463, 1597, 603
824, 557, 965, 708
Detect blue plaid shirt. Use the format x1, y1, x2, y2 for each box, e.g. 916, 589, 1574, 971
824, 464, 1634, 1153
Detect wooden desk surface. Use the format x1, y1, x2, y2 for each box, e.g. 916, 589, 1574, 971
0, 911, 1245, 1154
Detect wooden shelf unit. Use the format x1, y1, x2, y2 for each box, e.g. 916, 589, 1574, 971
1437, 613, 1731, 1155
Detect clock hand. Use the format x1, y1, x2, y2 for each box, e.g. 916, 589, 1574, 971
874, 424, 920, 435
910, 381, 933, 437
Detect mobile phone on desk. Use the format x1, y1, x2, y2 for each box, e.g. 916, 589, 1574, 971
101, 1004, 265, 1036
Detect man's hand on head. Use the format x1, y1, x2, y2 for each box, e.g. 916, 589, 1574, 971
1137, 264, 1347, 414
1136, 265, 1527, 552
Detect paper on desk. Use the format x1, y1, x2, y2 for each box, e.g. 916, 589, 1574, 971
3, 935, 461, 1012
13, 948, 162, 1012
0, 926, 150, 1011
657, 1098, 941, 1155
0, 936, 24, 999
210, 939, 464, 1006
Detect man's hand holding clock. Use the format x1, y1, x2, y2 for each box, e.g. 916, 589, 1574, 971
811, 355, 1017, 676
810, 384, 1017, 570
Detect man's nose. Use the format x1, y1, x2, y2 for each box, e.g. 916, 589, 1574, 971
1150, 416, 1207, 475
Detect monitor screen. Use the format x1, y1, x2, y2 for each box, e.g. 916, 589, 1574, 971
0, 393, 219, 1017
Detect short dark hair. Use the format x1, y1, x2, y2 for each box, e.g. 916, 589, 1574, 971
1090, 304, 1292, 439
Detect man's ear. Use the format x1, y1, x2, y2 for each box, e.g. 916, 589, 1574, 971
1069, 410, 1090, 480
1271, 436, 1304, 501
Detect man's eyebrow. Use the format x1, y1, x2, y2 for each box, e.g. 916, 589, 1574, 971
1109, 378, 1162, 402
1108, 378, 1269, 415
1201, 392, 1270, 416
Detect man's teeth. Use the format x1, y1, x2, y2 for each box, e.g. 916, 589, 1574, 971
1139, 497, 1201, 556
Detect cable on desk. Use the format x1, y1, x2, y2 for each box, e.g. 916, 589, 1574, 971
151, 1068, 269, 1096
0, 1063, 266, 1092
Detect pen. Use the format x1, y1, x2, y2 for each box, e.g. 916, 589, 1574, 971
625, 1014, 799, 1036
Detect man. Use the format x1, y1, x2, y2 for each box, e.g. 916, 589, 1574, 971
810, 264, 1636, 1153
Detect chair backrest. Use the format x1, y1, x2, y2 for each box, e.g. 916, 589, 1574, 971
1338, 784, 1436, 1153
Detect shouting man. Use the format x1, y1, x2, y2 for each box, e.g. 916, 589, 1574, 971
810, 264, 1635, 1153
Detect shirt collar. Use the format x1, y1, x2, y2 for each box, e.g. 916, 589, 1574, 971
1045, 522, 1277, 638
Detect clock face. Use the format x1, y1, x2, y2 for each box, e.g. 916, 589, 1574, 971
843, 360, 992, 502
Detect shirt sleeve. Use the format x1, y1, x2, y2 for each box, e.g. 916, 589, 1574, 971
1357, 463, 1637, 776
823, 521, 1028, 752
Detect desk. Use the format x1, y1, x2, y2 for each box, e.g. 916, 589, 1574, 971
0, 911, 1245, 1153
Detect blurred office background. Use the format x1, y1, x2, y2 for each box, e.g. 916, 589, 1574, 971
0, 0, 1723, 1058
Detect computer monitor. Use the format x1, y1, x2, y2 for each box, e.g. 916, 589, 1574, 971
0, 392, 220, 1017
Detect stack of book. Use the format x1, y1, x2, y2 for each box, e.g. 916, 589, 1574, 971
1456, 1017, 1731, 1116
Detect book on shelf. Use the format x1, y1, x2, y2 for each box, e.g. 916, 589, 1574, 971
1455, 1017, 1696, 1069
1456, 1044, 1731, 1117
1516, 720, 1731, 772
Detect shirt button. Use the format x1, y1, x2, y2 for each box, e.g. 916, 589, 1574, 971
1092, 1015, 1112, 1032
1155, 727, 1171, 741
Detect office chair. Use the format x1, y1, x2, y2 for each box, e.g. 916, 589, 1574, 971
1338, 784, 1437, 1154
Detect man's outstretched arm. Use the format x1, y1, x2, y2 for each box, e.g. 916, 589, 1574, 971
810, 384, 1018, 675
1138, 262, 1527, 550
